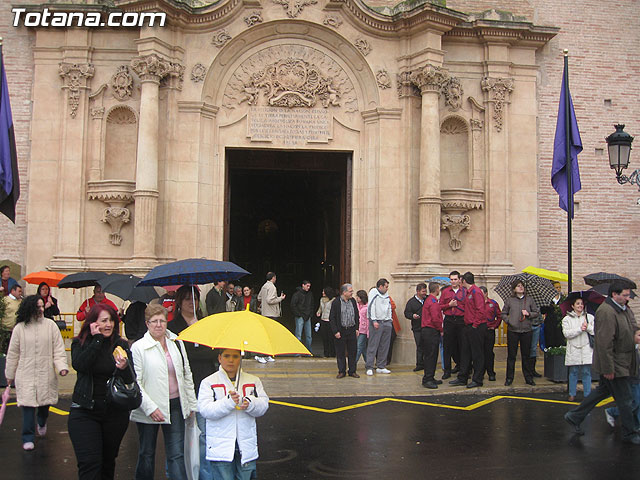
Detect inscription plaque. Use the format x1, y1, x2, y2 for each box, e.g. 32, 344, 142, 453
248, 107, 332, 146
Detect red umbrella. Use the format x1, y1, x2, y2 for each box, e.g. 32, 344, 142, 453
22, 271, 66, 287
0, 386, 10, 426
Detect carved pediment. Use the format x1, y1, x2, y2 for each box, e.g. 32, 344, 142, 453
223, 45, 357, 112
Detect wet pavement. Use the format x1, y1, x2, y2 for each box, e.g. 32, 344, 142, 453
1, 392, 638, 479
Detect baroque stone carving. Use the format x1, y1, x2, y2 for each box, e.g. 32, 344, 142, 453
481, 77, 514, 132
440, 120, 466, 135
191, 63, 207, 82
90, 107, 105, 119
130, 54, 172, 82
107, 106, 136, 125
110, 65, 133, 101
323, 15, 342, 28
470, 118, 484, 130
164, 62, 185, 91
87, 180, 135, 246
354, 38, 371, 56
244, 12, 263, 26
59, 63, 95, 118
376, 70, 391, 89
102, 207, 131, 246
396, 72, 420, 98
222, 45, 357, 112
272, 0, 317, 18
442, 76, 463, 111
441, 214, 470, 251
410, 64, 449, 94
212, 29, 232, 47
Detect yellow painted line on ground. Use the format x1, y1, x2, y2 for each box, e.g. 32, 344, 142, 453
50, 406, 69, 416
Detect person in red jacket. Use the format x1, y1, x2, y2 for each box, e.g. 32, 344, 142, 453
450, 272, 486, 388
439, 271, 466, 379
421, 282, 444, 389
480, 286, 502, 382
76, 285, 119, 322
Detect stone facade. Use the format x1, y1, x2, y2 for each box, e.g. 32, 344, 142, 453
1, 0, 638, 363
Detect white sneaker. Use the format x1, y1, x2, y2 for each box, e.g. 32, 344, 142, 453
255, 356, 267, 364
376, 368, 391, 374
23, 442, 34, 451
605, 410, 616, 428
266, 356, 275, 362
366, 369, 374, 376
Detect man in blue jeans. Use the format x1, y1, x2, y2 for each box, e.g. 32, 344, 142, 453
291, 280, 314, 352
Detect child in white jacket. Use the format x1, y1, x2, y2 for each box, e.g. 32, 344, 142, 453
198, 349, 269, 479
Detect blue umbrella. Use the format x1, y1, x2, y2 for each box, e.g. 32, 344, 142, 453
428, 276, 451, 286
137, 258, 249, 287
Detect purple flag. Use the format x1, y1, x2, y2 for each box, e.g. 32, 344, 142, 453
551, 67, 582, 218
0, 46, 19, 223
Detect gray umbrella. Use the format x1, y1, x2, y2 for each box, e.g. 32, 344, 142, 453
494, 273, 559, 309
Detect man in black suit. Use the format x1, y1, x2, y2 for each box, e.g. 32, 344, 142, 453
404, 283, 428, 372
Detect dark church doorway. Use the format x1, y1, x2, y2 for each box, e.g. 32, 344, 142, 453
225, 149, 351, 331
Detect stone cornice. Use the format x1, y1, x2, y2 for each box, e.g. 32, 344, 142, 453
444, 20, 558, 48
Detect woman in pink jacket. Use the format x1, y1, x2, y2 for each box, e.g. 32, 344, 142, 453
355, 290, 369, 366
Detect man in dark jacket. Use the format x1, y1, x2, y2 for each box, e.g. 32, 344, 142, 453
404, 283, 427, 372
329, 284, 360, 379
291, 280, 314, 351
565, 281, 640, 443
205, 280, 227, 315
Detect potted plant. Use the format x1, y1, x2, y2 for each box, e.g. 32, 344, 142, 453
543, 346, 568, 382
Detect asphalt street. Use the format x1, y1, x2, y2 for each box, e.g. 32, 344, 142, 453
1, 393, 638, 479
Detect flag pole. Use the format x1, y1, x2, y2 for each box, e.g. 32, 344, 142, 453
563, 49, 572, 292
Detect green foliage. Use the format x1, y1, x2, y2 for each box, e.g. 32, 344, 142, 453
545, 346, 566, 356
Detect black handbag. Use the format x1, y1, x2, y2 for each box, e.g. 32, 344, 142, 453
106, 362, 142, 410
587, 333, 595, 349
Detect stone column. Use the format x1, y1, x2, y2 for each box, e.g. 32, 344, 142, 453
410, 65, 449, 264
130, 54, 171, 264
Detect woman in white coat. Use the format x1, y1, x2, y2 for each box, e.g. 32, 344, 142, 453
562, 297, 595, 401
130, 304, 198, 480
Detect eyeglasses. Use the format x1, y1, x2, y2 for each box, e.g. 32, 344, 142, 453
147, 319, 168, 325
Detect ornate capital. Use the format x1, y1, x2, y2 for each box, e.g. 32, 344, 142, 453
130, 54, 172, 83
59, 62, 95, 118
162, 61, 185, 91
470, 118, 484, 131
481, 77, 514, 132
90, 106, 105, 119
410, 64, 450, 95
245, 12, 263, 26
110, 65, 134, 101
376, 70, 391, 89
441, 214, 470, 251
397, 72, 420, 98
272, 0, 317, 18
191, 63, 207, 83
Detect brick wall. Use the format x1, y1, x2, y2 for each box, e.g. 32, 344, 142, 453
0, 4, 33, 275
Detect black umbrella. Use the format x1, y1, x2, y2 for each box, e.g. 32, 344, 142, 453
494, 273, 559, 309
57, 271, 107, 289
583, 272, 637, 289
98, 274, 160, 304
589, 283, 637, 299
560, 290, 606, 316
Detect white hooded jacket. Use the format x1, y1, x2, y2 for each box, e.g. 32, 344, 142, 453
367, 287, 392, 322
562, 310, 595, 366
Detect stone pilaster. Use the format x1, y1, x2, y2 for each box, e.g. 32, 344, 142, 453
410, 65, 449, 263
129, 54, 171, 264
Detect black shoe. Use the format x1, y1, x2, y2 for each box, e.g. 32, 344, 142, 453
622, 434, 640, 445
564, 412, 585, 436
449, 379, 467, 386
413, 366, 424, 372
533, 371, 542, 378
435, 380, 443, 385
336, 372, 346, 379
422, 381, 438, 389
442, 372, 451, 380
467, 381, 483, 388
488, 375, 496, 381
504, 379, 513, 386
525, 379, 536, 386
452, 366, 460, 374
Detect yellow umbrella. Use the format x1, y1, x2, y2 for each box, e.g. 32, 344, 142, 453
177, 305, 311, 357
522, 266, 568, 283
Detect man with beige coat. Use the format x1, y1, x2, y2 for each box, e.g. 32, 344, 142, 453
256, 272, 286, 363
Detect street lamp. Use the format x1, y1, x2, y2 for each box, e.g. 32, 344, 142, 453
606, 124, 637, 190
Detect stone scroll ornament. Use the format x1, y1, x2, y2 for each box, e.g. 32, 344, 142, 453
191, 63, 207, 83
245, 12, 263, 27
212, 29, 232, 48
441, 213, 470, 251
110, 65, 134, 101
102, 207, 131, 246
481, 77, 514, 132
59, 63, 95, 118
272, 0, 317, 18
222, 45, 357, 112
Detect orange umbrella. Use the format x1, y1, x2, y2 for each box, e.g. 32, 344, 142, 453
22, 271, 66, 287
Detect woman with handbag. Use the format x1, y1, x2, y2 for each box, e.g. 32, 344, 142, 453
562, 297, 595, 401
37, 282, 61, 321
68, 303, 134, 479
130, 304, 198, 480
4, 294, 68, 451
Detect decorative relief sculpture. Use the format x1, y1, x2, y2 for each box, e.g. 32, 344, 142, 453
323, 15, 342, 28
396, 72, 420, 98
59, 62, 95, 118
211, 29, 232, 48
222, 45, 357, 112
102, 207, 131, 246
376, 70, 391, 89
90, 106, 105, 119
110, 65, 133, 101
107, 106, 137, 124
191, 63, 207, 82
481, 77, 514, 132
130, 54, 172, 82
470, 118, 484, 130
440, 120, 466, 135
244, 12, 263, 26
354, 38, 371, 56
410, 64, 449, 94
442, 76, 463, 111
163, 61, 185, 90
272, 0, 317, 18
441, 214, 470, 251
87, 181, 135, 246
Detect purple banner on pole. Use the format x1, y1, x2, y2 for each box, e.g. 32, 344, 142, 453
551, 67, 582, 218
0, 47, 19, 223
